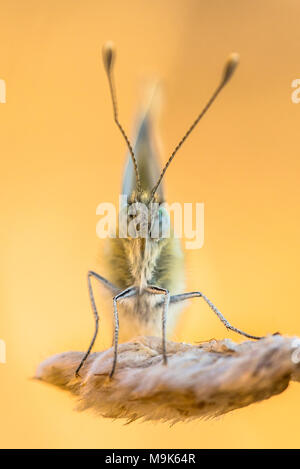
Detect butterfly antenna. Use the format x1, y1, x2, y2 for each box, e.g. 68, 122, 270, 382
150, 53, 240, 201
102, 41, 142, 194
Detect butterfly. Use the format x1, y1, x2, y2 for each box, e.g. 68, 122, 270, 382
75, 42, 262, 378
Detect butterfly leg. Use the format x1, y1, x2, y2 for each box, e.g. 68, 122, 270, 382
170, 291, 263, 340
110, 286, 137, 377
75, 270, 120, 378
145, 286, 170, 365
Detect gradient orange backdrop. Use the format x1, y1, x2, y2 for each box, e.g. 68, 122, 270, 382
1, 0, 300, 449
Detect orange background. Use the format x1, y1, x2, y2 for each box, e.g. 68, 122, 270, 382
1, 0, 300, 449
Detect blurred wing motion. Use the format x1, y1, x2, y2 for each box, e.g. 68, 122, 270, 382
122, 83, 164, 201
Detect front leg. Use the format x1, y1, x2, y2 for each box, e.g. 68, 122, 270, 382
145, 285, 170, 365
75, 270, 120, 378
170, 291, 262, 340
110, 286, 137, 377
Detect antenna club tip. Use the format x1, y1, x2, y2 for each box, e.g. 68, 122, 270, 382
102, 41, 115, 73
222, 52, 240, 84
228, 52, 240, 63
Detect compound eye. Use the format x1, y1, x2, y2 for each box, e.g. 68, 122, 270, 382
158, 206, 170, 238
